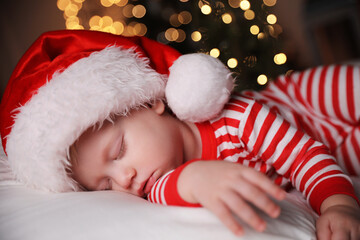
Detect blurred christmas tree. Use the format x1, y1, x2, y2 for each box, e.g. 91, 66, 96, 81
57, 0, 289, 91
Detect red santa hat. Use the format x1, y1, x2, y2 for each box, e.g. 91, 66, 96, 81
0, 30, 233, 192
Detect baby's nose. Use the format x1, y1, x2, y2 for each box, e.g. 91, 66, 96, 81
113, 166, 136, 190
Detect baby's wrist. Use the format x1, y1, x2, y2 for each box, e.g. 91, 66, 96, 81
320, 194, 359, 214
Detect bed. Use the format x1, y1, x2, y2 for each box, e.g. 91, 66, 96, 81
1, 145, 359, 240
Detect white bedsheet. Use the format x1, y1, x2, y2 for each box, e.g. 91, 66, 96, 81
1, 146, 358, 240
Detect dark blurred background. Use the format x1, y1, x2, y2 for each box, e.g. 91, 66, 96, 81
1, 0, 359, 100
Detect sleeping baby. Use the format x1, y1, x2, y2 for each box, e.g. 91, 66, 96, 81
1, 30, 359, 239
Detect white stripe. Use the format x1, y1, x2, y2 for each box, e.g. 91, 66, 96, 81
324, 66, 336, 118
247, 106, 269, 149
311, 66, 322, 112
258, 116, 284, 159
294, 153, 334, 190
152, 170, 173, 204
277, 134, 310, 175
291, 141, 323, 182
300, 68, 311, 102
160, 174, 172, 205
214, 125, 238, 138
353, 66, 360, 121
219, 141, 236, 151
269, 126, 297, 173
338, 66, 350, 121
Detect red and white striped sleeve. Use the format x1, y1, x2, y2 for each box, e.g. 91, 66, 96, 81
147, 160, 201, 207
237, 96, 357, 213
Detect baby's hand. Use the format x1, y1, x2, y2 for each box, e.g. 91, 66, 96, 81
177, 161, 286, 236
316, 195, 360, 240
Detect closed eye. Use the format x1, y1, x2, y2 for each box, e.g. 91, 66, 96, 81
115, 135, 127, 160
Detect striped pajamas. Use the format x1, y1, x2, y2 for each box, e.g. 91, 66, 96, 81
148, 65, 359, 214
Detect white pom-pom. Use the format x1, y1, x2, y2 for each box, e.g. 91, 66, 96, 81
166, 53, 234, 122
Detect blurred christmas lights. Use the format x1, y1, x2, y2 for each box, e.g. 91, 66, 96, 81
57, 0, 287, 87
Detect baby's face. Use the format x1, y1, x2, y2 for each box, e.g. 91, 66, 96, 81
71, 101, 185, 197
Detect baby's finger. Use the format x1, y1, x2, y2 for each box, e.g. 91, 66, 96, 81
205, 199, 245, 236
221, 190, 267, 232
235, 178, 281, 218
241, 168, 286, 200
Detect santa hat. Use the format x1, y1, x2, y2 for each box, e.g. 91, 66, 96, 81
0, 30, 233, 192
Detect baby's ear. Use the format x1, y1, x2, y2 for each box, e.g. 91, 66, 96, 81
151, 100, 166, 115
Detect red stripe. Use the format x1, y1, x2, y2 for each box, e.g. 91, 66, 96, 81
252, 111, 276, 156
241, 102, 262, 145
319, 124, 337, 152
216, 133, 240, 145
212, 117, 239, 130
273, 130, 304, 171
284, 139, 316, 178
220, 147, 245, 159
224, 104, 246, 113
303, 169, 342, 195
228, 98, 249, 108
298, 158, 337, 193
261, 120, 290, 162
294, 71, 308, 107
318, 66, 328, 116
346, 66, 355, 122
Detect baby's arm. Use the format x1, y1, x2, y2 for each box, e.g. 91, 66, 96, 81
316, 194, 360, 240
148, 160, 286, 236
177, 160, 286, 236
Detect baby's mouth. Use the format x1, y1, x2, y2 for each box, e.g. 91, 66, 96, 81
143, 172, 158, 195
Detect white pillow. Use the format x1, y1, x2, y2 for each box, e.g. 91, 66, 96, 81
0, 146, 321, 240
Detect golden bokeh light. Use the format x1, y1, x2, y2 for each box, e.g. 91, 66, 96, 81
228, 0, 241, 8
89, 15, 101, 27
132, 5, 146, 18
227, 58, 238, 68
101, 16, 113, 27
240, 0, 250, 10
191, 31, 202, 42
263, 0, 277, 7
244, 10, 255, 20
64, 3, 79, 17
100, 0, 113, 7
170, 14, 181, 27
274, 53, 287, 65
201, 5, 212, 15
115, 0, 128, 7
267, 14, 277, 24
175, 29, 186, 43
257, 32, 265, 39
250, 25, 260, 35
123, 4, 134, 18
257, 74, 268, 85
210, 48, 220, 58
113, 21, 125, 34
222, 13, 232, 24
165, 28, 179, 41
57, 0, 70, 11
133, 23, 147, 36
178, 11, 192, 24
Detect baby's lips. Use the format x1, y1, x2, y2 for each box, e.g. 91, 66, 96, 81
144, 174, 157, 194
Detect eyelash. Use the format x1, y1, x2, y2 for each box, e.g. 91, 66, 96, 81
116, 136, 127, 160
